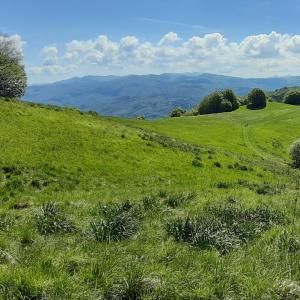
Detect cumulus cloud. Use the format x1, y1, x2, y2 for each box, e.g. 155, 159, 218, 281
158, 32, 179, 46
41, 45, 59, 65
28, 31, 300, 78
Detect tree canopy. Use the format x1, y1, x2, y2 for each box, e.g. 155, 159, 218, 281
284, 90, 300, 105
247, 88, 267, 109
0, 34, 27, 98
197, 89, 239, 115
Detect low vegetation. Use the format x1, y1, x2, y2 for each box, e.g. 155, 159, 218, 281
290, 139, 300, 168
0, 97, 299, 299
166, 204, 285, 254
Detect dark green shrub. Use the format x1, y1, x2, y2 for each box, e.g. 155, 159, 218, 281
169, 107, 186, 117
89, 201, 140, 242
247, 88, 267, 109
219, 99, 232, 112
284, 90, 300, 105
36, 203, 75, 235
197, 90, 239, 115
87, 110, 99, 116
198, 92, 224, 115
222, 89, 239, 110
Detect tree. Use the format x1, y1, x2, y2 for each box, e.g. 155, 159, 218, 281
284, 90, 300, 105
198, 92, 223, 115
197, 90, 239, 115
222, 89, 239, 110
290, 139, 300, 167
247, 88, 267, 109
0, 34, 27, 98
169, 107, 186, 117
219, 99, 232, 112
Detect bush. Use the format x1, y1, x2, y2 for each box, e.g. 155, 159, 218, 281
89, 201, 140, 242
290, 139, 300, 167
197, 90, 239, 115
247, 88, 267, 109
222, 89, 240, 110
284, 90, 300, 105
36, 203, 75, 235
169, 107, 186, 117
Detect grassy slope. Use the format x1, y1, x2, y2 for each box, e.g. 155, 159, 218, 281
0, 99, 299, 299
117, 102, 300, 160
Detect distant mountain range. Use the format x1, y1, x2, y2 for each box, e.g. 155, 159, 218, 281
24, 73, 300, 118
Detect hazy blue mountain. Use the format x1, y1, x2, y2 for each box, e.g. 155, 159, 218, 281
24, 73, 300, 118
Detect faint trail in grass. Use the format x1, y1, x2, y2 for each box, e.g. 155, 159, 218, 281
226, 108, 297, 167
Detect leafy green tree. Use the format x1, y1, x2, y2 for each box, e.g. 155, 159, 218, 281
247, 88, 267, 109
284, 90, 300, 105
290, 139, 300, 167
169, 107, 186, 117
222, 89, 239, 110
198, 92, 223, 115
219, 99, 232, 112
197, 90, 239, 115
0, 34, 27, 98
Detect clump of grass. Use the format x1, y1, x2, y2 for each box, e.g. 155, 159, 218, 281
142, 195, 160, 211
192, 156, 203, 167
0, 213, 14, 232
228, 162, 252, 171
89, 201, 140, 242
157, 190, 167, 198
36, 202, 75, 235
213, 161, 222, 168
165, 204, 285, 254
276, 230, 300, 253
216, 182, 231, 189
104, 269, 156, 300
165, 192, 197, 208
0, 278, 45, 300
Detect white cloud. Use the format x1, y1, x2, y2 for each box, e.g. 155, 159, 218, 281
158, 32, 179, 46
28, 31, 300, 79
40, 45, 59, 66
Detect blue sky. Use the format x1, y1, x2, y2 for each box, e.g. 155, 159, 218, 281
2, 0, 300, 83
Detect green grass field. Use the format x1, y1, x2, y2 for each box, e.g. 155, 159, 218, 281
0, 98, 299, 299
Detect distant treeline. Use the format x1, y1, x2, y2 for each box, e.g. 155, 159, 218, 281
170, 86, 300, 117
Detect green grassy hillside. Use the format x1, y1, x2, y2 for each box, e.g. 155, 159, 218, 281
0, 99, 299, 299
